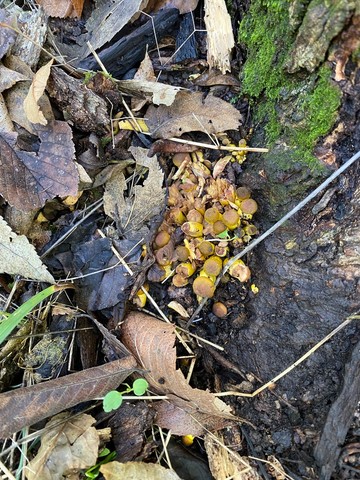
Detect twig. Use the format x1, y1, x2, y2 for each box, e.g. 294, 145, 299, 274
86, 41, 109, 75
167, 136, 269, 152
214, 314, 359, 398
0, 459, 16, 480
41, 199, 104, 259
189, 148, 360, 323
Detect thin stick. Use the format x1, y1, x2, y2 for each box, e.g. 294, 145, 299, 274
0, 459, 16, 480
41, 199, 104, 259
86, 41, 108, 75
189, 148, 360, 323
167, 136, 269, 152
214, 314, 359, 398
157, 427, 172, 468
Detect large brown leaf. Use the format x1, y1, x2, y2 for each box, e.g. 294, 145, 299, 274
0, 356, 137, 438
121, 312, 235, 436
0, 120, 78, 211
145, 91, 242, 139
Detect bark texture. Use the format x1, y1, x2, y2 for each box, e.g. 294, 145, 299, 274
223, 1, 360, 478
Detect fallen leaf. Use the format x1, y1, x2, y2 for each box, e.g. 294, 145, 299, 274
167, 301, 190, 318
70, 0, 85, 17
23, 59, 54, 125
146, 0, 199, 14
146, 91, 242, 138
134, 51, 156, 82
0, 63, 29, 92
0, 356, 137, 438
0, 121, 78, 211
101, 461, 182, 480
118, 79, 182, 106
193, 70, 241, 87
204, 0, 234, 74
204, 432, 262, 480
26, 413, 99, 480
0, 93, 13, 132
121, 312, 235, 436
104, 147, 166, 243
213, 155, 232, 179
35, 0, 73, 18
131, 52, 157, 111
148, 139, 198, 156
0, 215, 54, 283
69, 237, 140, 311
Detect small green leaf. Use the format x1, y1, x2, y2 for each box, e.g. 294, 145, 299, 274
103, 390, 123, 412
217, 229, 229, 239
99, 448, 111, 457
132, 378, 149, 396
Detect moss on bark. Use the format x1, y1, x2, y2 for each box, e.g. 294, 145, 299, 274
238, 0, 342, 178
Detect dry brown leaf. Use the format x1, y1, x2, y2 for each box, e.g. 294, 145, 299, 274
167, 301, 190, 318
26, 413, 99, 480
36, 0, 73, 18
131, 52, 157, 110
23, 59, 54, 125
118, 79, 182, 106
193, 70, 241, 87
134, 51, 156, 82
101, 461, 182, 480
70, 0, 85, 17
204, 0, 235, 74
104, 147, 165, 242
121, 312, 235, 436
205, 433, 261, 480
0, 356, 137, 438
0, 63, 29, 92
0, 215, 54, 283
146, 91, 242, 138
0, 121, 78, 211
146, 0, 199, 14
0, 93, 13, 132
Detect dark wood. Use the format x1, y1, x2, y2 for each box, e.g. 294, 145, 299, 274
79, 9, 180, 77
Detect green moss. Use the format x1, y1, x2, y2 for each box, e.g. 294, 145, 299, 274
238, 0, 341, 173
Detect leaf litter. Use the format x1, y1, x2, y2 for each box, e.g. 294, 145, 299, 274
0, 1, 272, 478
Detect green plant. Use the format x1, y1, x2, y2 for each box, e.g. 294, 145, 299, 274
102, 378, 149, 413
0, 284, 71, 345
85, 448, 116, 479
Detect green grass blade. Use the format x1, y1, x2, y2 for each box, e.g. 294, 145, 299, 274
0, 284, 72, 345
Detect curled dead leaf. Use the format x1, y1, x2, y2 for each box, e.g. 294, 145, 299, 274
23, 59, 53, 125
121, 312, 236, 436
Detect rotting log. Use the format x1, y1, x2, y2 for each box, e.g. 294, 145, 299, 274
223, 1, 360, 478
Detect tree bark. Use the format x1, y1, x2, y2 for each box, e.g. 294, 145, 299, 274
225, 1, 360, 478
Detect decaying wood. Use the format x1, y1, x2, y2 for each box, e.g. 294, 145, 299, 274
47, 67, 110, 133
314, 334, 360, 480
79, 9, 180, 77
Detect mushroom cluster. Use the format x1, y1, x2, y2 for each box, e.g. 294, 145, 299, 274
147, 148, 259, 301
